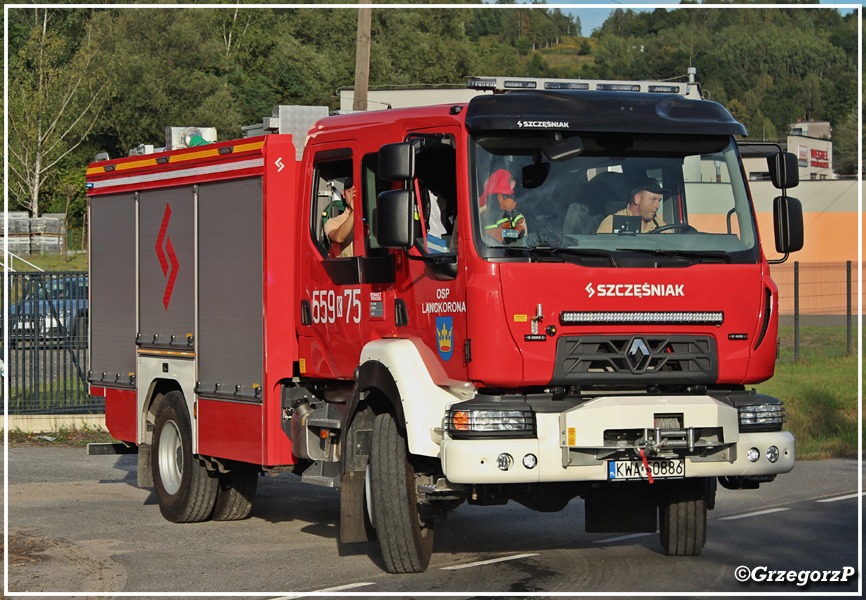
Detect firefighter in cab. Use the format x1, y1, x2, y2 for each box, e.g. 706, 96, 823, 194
479, 169, 527, 245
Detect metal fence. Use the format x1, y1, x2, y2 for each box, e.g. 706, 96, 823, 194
2, 271, 102, 415
769, 261, 860, 318
769, 261, 859, 357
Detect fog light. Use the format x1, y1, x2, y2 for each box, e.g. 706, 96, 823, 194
767, 446, 780, 463
747, 447, 760, 462
522, 454, 537, 469
497, 453, 514, 471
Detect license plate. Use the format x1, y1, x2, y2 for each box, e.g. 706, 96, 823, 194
608, 459, 684, 480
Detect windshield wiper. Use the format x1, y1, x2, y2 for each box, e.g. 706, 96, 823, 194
491, 245, 617, 266
616, 248, 731, 262
532, 246, 618, 267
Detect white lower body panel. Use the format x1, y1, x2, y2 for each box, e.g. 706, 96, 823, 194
440, 395, 795, 484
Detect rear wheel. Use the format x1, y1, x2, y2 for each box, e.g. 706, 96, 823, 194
212, 467, 258, 521
151, 391, 218, 523
370, 412, 434, 573
659, 478, 708, 555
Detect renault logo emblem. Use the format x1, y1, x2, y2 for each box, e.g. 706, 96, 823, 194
627, 337, 651, 372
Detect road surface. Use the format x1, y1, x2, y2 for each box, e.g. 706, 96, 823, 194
4, 446, 861, 597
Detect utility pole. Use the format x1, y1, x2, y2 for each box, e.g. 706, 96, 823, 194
353, 0, 372, 112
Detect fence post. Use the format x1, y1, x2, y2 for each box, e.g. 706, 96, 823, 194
794, 261, 800, 361
847, 260, 852, 355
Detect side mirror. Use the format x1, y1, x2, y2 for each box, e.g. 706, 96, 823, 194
767, 152, 799, 190
773, 196, 804, 254
378, 143, 415, 181
376, 189, 414, 248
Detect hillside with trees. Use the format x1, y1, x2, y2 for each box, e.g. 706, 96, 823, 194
5, 1, 859, 244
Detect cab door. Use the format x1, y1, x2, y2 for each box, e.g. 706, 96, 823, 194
392, 129, 469, 384
297, 146, 364, 379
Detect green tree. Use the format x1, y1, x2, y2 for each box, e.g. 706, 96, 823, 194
8, 8, 115, 217
97, 9, 244, 155
578, 39, 591, 56
831, 110, 858, 177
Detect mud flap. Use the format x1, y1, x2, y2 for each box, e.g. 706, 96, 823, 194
137, 443, 154, 488
339, 469, 376, 543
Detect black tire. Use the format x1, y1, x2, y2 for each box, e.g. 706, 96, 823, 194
69, 312, 87, 349
212, 468, 258, 521
151, 391, 218, 523
659, 478, 708, 556
370, 412, 434, 573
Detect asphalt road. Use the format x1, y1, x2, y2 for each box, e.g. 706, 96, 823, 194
4, 446, 861, 597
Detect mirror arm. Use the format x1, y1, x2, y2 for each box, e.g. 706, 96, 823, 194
403, 247, 427, 262
403, 246, 458, 264
768, 252, 790, 265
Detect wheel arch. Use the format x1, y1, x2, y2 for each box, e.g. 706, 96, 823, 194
141, 378, 184, 446
342, 360, 404, 473
344, 338, 471, 462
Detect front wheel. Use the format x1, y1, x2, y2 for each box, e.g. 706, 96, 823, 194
370, 412, 434, 573
659, 478, 708, 555
151, 391, 218, 523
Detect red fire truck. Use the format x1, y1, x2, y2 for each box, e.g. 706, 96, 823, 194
87, 80, 803, 573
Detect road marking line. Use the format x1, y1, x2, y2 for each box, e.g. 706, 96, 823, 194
593, 532, 655, 544
817, 492, 864, 503
441, 553, 540, 570
271, 582, 375, 598
719, 507, 790, 520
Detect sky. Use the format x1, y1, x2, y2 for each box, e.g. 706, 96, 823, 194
490, 2, 862, 38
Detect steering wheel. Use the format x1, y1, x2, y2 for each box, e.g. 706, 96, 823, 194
649, 223, 697, 234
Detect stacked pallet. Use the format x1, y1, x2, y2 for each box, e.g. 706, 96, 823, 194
3, 213, 65, 255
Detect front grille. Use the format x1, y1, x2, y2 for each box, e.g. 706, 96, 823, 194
550, 335, 718, 386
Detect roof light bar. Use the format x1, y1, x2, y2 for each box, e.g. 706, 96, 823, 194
559, 311, 724, 326
468, 78, 497, 89
596, 83, 641, 92
544, 82, 590, 90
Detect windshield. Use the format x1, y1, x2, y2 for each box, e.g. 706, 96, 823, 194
470, 132, 759, 266
27, 278, 89, 301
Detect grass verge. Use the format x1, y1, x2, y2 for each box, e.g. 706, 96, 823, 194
755, 326, 860, 460
5, 252, 88, 272
3, 423, 116, 447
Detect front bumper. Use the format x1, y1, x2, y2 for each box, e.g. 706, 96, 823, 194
440, 395, 794, 484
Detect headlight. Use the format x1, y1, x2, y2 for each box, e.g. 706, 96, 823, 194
738, 402, 786, 432
41, 309, 71, 332
445, 405, 535, 438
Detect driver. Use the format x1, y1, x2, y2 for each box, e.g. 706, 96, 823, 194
596, 178, 667, 234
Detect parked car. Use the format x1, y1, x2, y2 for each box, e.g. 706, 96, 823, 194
7, 274, 88, 348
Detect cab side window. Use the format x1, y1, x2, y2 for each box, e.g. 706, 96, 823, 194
412, 136, 458, 254
361, 153, 394, 257
310, 154, 354, 258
